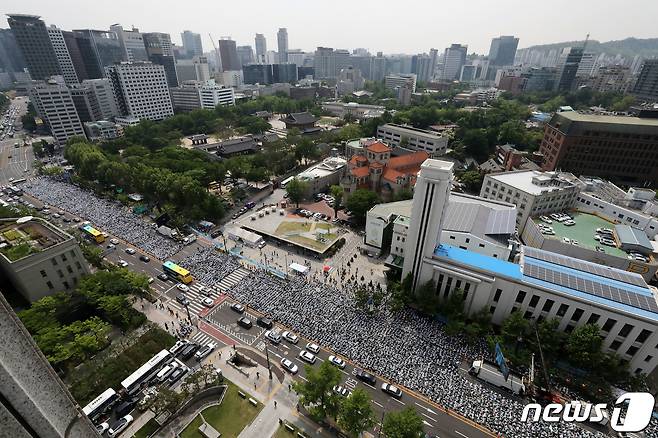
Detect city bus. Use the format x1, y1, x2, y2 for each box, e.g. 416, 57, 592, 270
162, 260, 193, 284
82, 224, 105, 244
120, 349, 172, 394
82, 388, 118, 422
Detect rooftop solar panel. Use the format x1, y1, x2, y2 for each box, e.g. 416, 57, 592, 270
523, 247, 646, 287
523, 260, 658, 314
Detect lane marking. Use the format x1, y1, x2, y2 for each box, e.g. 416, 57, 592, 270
455, 431, 469, 438
373, 400, 384, 408
392, 398, 405, 405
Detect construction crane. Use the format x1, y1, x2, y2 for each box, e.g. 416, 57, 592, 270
582, 33, 590, 51
208, 33, 222, 72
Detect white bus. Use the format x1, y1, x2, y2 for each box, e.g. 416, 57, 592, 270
280, 176, 294, 189
82, 388, 118, 422
120, 350, 172, 393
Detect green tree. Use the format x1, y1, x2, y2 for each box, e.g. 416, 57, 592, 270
285, 178, 308, 207
149, 386, 183, 416
566, 323, 603, 370
501, 311, 530, 345
458, 170, 483, 193
345, 189, 379, 223
292, 361, 342, 421
532, 318, 564, 361
382, 407, 425, 438
461, 128, 490, 161
329, 185, 344, 217
337, 388, 375, 438
415, 279, 440, 315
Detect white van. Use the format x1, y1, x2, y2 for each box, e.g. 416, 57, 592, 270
155, 362, 179, 383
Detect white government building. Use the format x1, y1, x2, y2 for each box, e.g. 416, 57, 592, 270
401, 160, 658, 379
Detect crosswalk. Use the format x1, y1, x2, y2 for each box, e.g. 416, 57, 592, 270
191, 330, 214, 347
216, 268, 251, 292
169, 282, 219, 315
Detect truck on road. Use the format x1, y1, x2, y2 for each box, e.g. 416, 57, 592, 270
468, 359, 525, 395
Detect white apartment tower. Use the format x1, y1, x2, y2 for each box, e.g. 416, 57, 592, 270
442, 44, 468, 80
47, 26, 79, 85
402, 159, 454, 290
29, 78, 86, 144
81, 78, 120, 120
105, 62, 174, 121
277, 28, 288, 63
255, 33, 267, 64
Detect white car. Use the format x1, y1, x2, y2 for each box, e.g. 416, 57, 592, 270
333, 385, 351, 397
539, 216, 552, 224
110, 238, 119, 245
282, 331, 299, 344
95, 422, 110, 435
117, 260, 128, 268
306, 342, 320, 354
125, 248, 136, 255
562, 237, 571, 244
195, 342, 216, 360
201, 297, 214, 307
108, 415, 133, 438
265, 330, 282, 344
299, 350, 317, 364
328, 355, 346, 369
280, 358, 298, 374
381, 382, 403, 399
177, 284, 190, 292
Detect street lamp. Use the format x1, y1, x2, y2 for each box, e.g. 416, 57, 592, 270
265, 347, 273, 380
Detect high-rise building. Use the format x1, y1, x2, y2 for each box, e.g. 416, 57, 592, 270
236, 45, 254, 67
428, 48, 438, 80
385, 74, 416, 93
488, 36, 519, 67
272, 63, 298, 83
555, 47, 583, 92
243, 63, 274, 84
144, 32, 178, 87
0, 28, 27, 74
29, 77, 86, 144
633, 59, 658, 103
218, 38, 240, 72
105, 62, 174, 121
336, 66, 364, 96
314, 47, 336, 79
540, 111, 658, 185
277, 28, 288, 63
61, 30, 89, 82
181, 30, 203, 58
170, 80, 234, 111
72, 29, 123, 79
7, 14, 61, 81
81, 78, 120, 120
110, 24, 148, 62
371, 53, 386, 81
176, 56, 210, 83
576, 52, 597, 78
46, 26, 79, 85
441, 44, 467, 80
411, 54, 432, 83
255, 33, 267, 64
0, 292, 99, 437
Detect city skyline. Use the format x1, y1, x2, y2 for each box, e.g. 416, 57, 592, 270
4, 0, 658, 55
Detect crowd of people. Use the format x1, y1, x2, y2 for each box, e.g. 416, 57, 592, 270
22, 177, 657, 437
22, 178, 184, 260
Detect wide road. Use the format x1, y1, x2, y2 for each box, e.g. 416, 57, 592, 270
0, 96, 33, 185
20, 193, 496, 438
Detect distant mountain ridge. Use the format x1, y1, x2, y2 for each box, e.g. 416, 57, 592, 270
518, 37, 658, 58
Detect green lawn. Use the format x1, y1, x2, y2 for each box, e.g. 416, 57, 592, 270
180, 381, 262, 438
131, 418, 159, 438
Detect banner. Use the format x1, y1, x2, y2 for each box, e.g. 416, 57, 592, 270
495, 343, 510, 381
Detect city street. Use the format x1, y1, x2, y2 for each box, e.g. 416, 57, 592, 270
0, 96, 32, 185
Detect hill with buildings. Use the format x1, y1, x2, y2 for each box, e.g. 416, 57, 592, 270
518, 37, 658, 59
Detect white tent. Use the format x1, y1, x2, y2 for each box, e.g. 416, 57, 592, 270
289, 262, 309, 275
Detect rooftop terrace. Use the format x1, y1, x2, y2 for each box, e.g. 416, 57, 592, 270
0, 218, 67, 262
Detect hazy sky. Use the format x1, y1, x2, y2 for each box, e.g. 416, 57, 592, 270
5, 0, 658, 55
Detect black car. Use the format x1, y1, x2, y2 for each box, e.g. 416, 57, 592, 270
237, 316, 253, 329
114, 398, 136, 417
180, 343, 200, 360
139, 255, 150, 262
257, 317, 273, 329
157, 273, 169, 281
355, 369, 377, 386
176, 293, 189, 306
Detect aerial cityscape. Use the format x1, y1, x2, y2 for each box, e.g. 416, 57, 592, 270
2, 3, 658, 438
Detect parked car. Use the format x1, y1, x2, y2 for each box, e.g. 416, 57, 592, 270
230, 303, 245, 313
305, 342, 320, 354
381, 382, 403, 399
257, 317, 273, 329
176, 283, 189, 292
332, 385, 351, 397
355, 369, 377, 386
328, 355, 346, 369
125, 248, 136, 255
299, 350, 317, 364
168, 366, 188, 385
282, 331, 299, 344
176, 293, 189, 306
265, 330, 282, 344
201, 297, 215, 308
117, 260, 128, 268
108, 415, 133, 438
237, 316, 253, 329
169, 340, 188, 356
95, 422, 110, 435
180, 344, 200, 360
157, 273, 169, 281
195, 343, 216, 360
280, 358, 298, 374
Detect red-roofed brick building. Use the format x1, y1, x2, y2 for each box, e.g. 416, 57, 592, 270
341, 141, 428, 200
